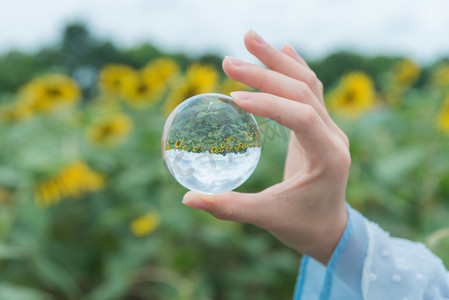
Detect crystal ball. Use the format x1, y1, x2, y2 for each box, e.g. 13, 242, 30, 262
162, 93, 262, 194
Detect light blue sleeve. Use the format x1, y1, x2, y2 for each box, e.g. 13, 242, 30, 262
293, 205, 449, 300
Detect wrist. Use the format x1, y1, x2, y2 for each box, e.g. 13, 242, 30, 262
266, 200, 348, 265
300, 201, 348, 265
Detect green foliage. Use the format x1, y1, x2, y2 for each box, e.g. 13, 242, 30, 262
0, 23, 448, 299
165, 95, 261, 154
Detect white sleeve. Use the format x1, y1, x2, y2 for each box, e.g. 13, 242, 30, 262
293, 206, 449, 300
362, 218, 449, 299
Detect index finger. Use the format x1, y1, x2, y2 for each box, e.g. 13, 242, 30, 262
244, 30, 324, 103
230, 91, 334, 167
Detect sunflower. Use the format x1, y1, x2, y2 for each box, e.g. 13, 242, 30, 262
433, 64, 449, 87
87, 114, 133, 146
327, 72, 376, 118
175, 139, 182, 148
0, 102, 33, 123
244, 131, 253, 140
98, 64, 135, 95
0, 187, 11, 205
210, 146, 218, 154
120, 72, 157, 105
437, 93, 449, 134
34, 161, 105, 207
141, 58, 179, 91
393, 59, 420, 88
118, 58, 179, 107
164, 63, 218, 116
18, 74, 81, 114
218, 77, 250, 95
130, 211, 160, 237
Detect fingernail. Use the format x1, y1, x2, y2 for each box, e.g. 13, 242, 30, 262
182, 194, 211, 210
230, 91, 252, 101
251, 30, 265, 45
282, 43, 296, 55
225, 56, 245, 67
282, 43, 302, 60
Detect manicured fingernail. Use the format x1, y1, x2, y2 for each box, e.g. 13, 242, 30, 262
225, 56, 245, 67
251, 30, 265, 45
182, 194, 211, 210
230, 91, 252, 101
282, 43, 303, 61
282, 43, 296, 55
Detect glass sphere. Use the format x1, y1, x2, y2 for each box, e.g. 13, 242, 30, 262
162, 93, 262, 194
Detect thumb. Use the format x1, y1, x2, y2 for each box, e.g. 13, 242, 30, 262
182, 190, 271, 226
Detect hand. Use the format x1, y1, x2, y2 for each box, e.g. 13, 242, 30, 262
182, 30, 351, 265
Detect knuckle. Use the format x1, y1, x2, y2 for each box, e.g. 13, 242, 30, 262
341, 132, 350, 148
316, 79, 324, 93
211, 205, 239, 222
332, 125, 350, 148
308, 70, 319, 83
309, 71, 323, 94
341, 150, 352, 169
294, 80, 309, 98
297, 104, 318, 129
328, 146, 351, 172
254, 68, 270, 89
294, 80, 317, 103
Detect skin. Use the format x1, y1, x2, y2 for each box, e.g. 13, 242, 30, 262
182, 30, 351, 265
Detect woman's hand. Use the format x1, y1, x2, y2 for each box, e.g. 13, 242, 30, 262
182, 30, 351, 265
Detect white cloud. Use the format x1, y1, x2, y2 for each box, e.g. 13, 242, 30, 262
0, 0, 448, 63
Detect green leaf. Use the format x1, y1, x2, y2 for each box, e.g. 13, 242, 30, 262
0, 283, 52, 300
374, 147, 426, 184
426, 228, 449, 269
0, 167, 22, 186
31, 254, 80, 298
0, 243, 28, 259
196, 112, 206, 119
82, 275, 128, 300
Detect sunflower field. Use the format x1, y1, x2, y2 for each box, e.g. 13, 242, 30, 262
0, 24, 449, 300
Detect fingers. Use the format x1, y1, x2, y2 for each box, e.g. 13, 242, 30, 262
243, 30, 324, 103
222, 56, 331, 127
223, 56, 313, 103
230, 91, 334, 165
281, 43, 309, 67
223, 30, 350, 148
182, 191, 274, 227
280, 44, 325, 106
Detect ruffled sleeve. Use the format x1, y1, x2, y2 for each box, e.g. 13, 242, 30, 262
293, 205, 449, 300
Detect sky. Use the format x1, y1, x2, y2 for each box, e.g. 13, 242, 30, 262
0, 0, 448, 64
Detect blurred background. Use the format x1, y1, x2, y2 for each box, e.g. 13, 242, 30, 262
1, 0, 449, 299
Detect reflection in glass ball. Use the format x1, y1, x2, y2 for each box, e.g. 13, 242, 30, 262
162, 93, 262, 194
